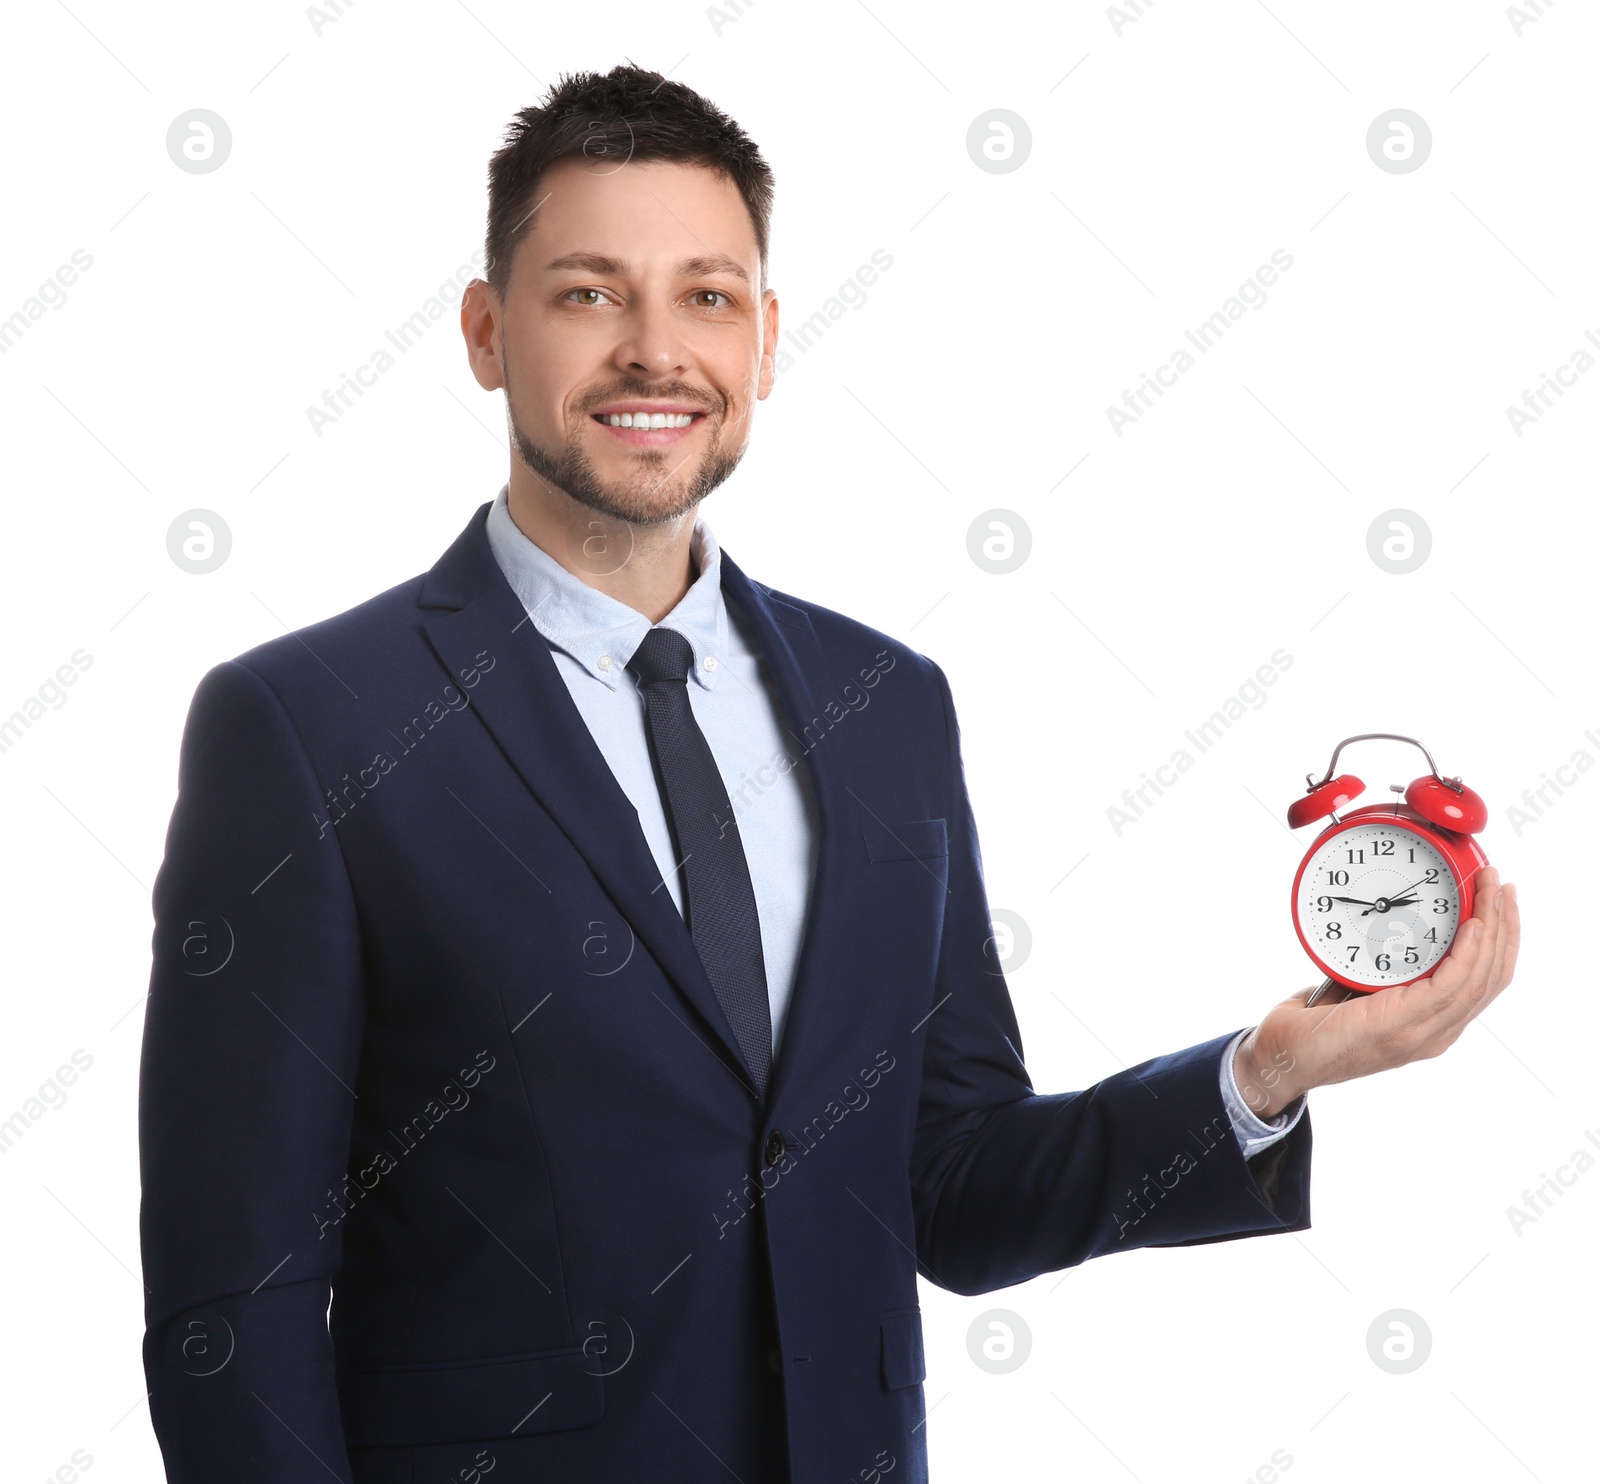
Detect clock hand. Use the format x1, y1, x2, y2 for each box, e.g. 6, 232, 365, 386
1361, 894, 1421, 915
1327, 895, 1379, 907
1351, 875, 1435, 916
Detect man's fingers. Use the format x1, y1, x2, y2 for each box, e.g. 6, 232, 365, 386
1435, 915, 1484, 990
1473, 877, 1506, 991
1483, 889, 1510, 991
1422, 880, 1510, 1036
1397, 916, 1483, 1035
1471, 865, 1501, 924
1422, 866, 1500, 1010
1480, 882, 1519, 1008
1497, 882, 1521, 983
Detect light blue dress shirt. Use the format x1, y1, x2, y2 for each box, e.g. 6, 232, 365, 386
486, 486, 819, 1056
485, 486, 1304, 1156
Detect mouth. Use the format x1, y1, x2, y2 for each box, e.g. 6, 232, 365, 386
589, 405, 709, 448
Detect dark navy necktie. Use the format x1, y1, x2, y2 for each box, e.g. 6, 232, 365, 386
627, 626, 773, 1097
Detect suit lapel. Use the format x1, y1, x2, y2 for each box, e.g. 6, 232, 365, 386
716, 554, 857, 1111
417, 504, 763, 1100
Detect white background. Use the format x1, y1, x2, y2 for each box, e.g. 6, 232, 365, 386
1, 1, 1594, 1479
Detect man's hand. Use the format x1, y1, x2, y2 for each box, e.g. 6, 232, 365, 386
1233, 866, 1521, 1120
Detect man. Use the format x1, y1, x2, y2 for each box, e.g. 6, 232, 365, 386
138, 65, 1520, 1484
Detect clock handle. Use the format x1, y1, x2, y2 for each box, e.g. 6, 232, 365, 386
1305, 976, 1359, 1008
1309, 733, 1462, 793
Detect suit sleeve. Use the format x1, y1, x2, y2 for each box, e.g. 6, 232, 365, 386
908, 661, 1312, 1297
139, 659, 365, 1482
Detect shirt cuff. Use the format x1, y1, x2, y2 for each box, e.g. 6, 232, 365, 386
1220, 1027, 1307, 1160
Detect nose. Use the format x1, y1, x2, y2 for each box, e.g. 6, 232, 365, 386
611, 293, 692, 382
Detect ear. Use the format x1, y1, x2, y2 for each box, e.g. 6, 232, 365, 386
757, 287, 779, 401
460, 278, 505, 392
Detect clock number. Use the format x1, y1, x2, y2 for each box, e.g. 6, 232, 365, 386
1375, 952, 1391, 971
1407, 847, 1416, 861
1324, 920, 1341, 940
1327, 870, 1349, 886
1423, 867, 1439, 884
1373, 839, 1394, 857
1315, 895, 1333, 912
1404, 946, 1419, 965
1432, 897, 1449, 914
1424, 928, 1438, 942
1345, 946, 1359, 963
1346, 848, 1365, 864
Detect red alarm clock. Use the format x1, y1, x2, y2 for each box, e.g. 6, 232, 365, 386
1288, 734, 1489, 1007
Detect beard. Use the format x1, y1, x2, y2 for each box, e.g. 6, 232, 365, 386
505, 368, 748, 526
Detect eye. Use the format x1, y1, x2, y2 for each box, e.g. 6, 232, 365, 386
565, 287, 610, 306
691, 290, 731, 309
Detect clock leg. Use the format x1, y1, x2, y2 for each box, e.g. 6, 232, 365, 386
1305, 976, 1358, 1007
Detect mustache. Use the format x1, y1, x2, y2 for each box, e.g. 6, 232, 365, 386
577, 383, 722, 416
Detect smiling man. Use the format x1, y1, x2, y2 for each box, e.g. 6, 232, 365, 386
139, 65, 1520, 1484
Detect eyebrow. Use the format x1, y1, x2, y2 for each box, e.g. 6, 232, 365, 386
543, 251, 752, 287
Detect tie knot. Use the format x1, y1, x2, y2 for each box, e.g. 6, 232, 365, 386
627, 626, 694, 688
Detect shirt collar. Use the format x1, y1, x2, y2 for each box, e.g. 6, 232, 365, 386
484, 484, 730, 692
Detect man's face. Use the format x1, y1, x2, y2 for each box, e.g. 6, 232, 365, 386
479, 156, 777, 526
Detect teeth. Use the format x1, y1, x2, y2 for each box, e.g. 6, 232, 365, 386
601, 412, 695, 429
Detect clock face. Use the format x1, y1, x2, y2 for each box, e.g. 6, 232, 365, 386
1294, 821, 1461, 987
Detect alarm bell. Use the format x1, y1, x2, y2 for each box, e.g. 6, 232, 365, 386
1405, 774, 1488, 834
1287, 773, 1365, 829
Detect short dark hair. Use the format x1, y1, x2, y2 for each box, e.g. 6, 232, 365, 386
484, 64, 775, 299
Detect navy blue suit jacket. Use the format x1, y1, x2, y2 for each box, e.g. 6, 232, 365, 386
139, 503, 1312, 1483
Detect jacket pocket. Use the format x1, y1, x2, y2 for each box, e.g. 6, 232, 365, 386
880, 1306, 926, 1390
862, 817, 948, 864
339, 1345, 604, 1447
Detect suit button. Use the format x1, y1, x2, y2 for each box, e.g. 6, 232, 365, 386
764, 1130, 786, 1167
